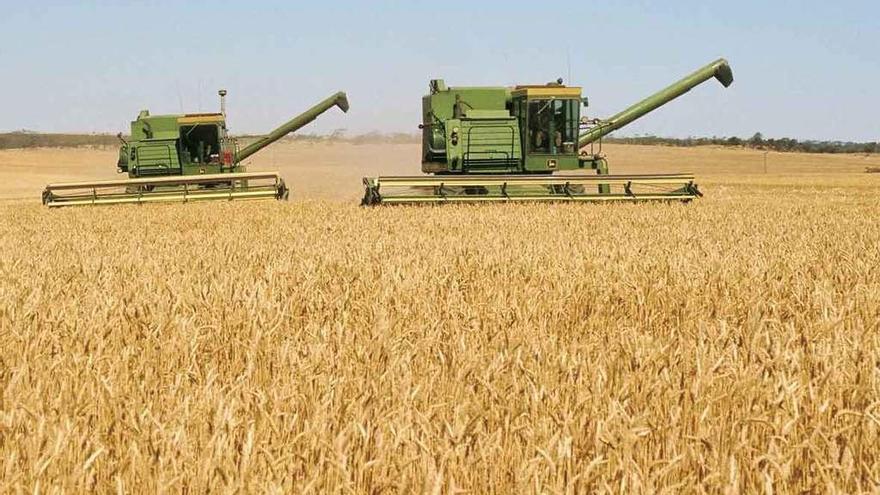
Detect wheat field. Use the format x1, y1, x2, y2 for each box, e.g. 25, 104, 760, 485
1, 143, 879, 492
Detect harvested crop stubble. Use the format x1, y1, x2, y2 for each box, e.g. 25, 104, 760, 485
1, 181, 879, 492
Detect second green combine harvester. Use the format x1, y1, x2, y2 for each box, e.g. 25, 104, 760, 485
42, 90, 349, 207
362, 58, 733, 204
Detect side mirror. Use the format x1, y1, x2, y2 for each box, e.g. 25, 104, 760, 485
582, 97, 589, 107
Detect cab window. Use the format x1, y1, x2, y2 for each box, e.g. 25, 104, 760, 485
527, 99, 578, 155
179, 124, 221, 164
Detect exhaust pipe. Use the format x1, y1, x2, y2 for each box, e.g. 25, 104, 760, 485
219, 89, 227, 118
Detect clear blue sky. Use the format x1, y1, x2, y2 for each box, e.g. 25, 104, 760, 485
1, 0, 877, 141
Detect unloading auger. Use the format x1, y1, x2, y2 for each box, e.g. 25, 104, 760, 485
362, 58, 733, 205
42, 90, 349, 207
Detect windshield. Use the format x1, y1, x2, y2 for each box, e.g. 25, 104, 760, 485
527, 99, 579, 155
179, 124, 221, 164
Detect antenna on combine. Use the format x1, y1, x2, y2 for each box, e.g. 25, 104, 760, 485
566, 49, 571, 84
176, 80, 184, 113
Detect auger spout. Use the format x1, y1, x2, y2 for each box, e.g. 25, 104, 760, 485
237, 91, 349, 162
578, 58, 733, 148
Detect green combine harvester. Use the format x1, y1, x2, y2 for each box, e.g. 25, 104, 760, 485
362, 58, 733, 205
42, 90, 349, 207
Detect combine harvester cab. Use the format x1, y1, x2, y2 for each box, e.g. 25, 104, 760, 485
43, 90, 349, 207
362, 58, 732, 205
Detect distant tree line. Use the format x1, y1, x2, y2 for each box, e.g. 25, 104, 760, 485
605, 132, 878, 154
0, 131, 120, 149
